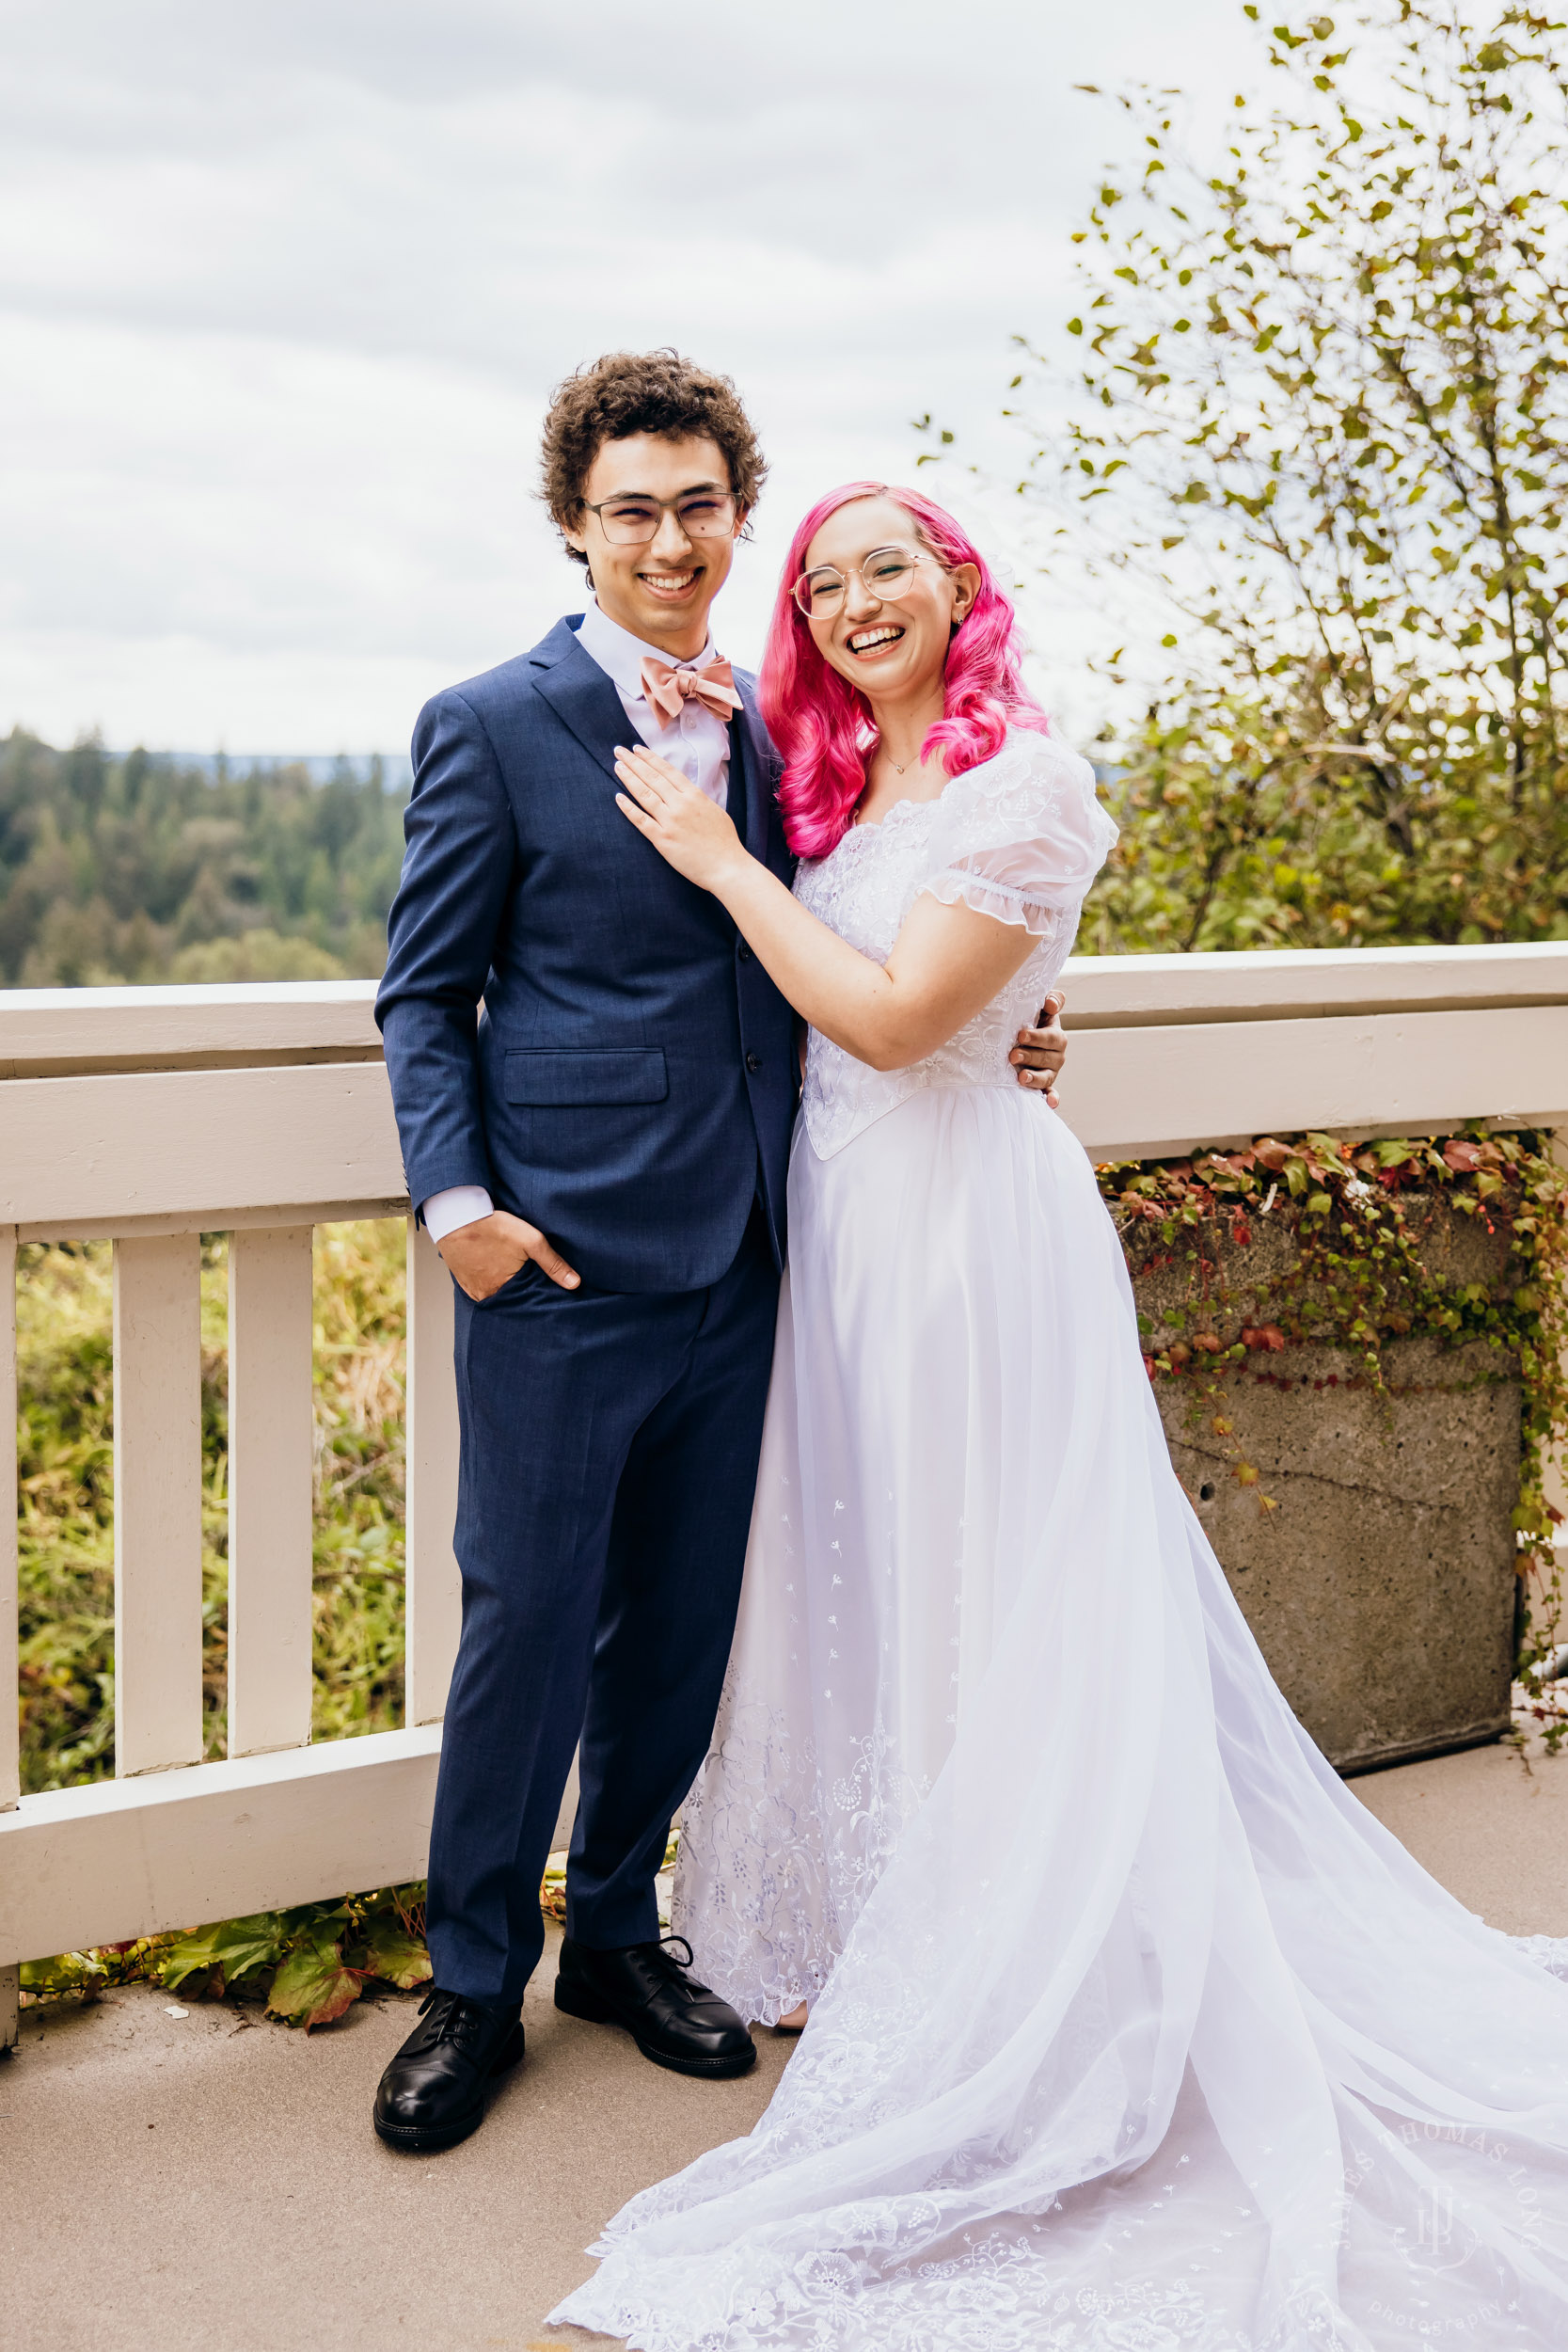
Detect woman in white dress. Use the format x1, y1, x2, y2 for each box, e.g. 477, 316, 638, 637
554, 483, 1568, 2351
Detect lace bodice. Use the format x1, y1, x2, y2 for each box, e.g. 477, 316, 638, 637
796, 727, 1116, 1157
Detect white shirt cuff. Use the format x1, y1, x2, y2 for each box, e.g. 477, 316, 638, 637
422, 1184, 495, 1244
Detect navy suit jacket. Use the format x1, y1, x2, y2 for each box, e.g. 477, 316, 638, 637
375, 616, 799, 1294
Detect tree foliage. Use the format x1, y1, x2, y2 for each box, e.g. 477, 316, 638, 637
0, 729, 405, 984
1016, 2, 1568, 949
18, 1222, 409, 1795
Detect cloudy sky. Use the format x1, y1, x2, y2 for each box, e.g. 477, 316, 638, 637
3, 0, 1260, 755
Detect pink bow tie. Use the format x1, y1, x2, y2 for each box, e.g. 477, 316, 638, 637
638, 653, 743, 725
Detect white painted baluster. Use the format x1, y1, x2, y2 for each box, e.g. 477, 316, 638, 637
405, 1219, 462, 1725
113, 1234, 204, 1776
227, 1227, 315, 1757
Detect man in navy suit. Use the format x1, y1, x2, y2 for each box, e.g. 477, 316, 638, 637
372, 350, 1067, 2151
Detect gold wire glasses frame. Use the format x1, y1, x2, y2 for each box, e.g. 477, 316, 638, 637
791, 546, 942, 619
582, 489, 741, 546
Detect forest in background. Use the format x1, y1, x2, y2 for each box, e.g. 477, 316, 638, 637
0, 728, 406, 987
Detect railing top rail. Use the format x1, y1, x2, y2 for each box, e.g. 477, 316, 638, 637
0, 980, 381, 1077
2, 944, 1567, 1075
1058, 941, 1568, 1029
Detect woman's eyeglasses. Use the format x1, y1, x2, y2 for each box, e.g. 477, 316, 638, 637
582, 490, 740, 546
791, 546, 941, 620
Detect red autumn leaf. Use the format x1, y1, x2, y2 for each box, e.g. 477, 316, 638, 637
1242, 1325, 1286, 1352
1191, 1333, 1224, 1353
1142, 1353, 1156, 1379
1252, 1138, 1292, 1171
1232, 1220, 1253, 1248
1443, 1139, 1482, 1172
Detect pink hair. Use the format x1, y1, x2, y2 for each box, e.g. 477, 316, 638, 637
757, 481, 1051, 861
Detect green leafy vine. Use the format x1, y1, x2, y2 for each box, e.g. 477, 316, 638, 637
18, 1883, 432, 2029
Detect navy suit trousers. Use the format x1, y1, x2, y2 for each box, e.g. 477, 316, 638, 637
426, 1203, 780, 2005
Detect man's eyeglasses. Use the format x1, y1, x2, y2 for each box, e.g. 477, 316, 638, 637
792, 546, 941, 619
582, 490, 740, 547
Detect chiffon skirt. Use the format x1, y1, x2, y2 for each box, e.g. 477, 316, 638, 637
554, 1087, 1568, 2351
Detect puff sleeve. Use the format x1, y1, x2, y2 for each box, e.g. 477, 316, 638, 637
916, 730, 1117, 936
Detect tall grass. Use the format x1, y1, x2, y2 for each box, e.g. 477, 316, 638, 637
17, 1220, 410, 1794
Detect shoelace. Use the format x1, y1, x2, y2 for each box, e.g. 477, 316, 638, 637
633, 1933, 705, 2000
416, 1986, 489, 2049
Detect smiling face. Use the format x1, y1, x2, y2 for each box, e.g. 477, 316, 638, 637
800, 495, 979, 711
564, 431, 745, 659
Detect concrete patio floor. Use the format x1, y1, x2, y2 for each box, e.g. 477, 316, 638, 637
7, 1736, 1568, 2352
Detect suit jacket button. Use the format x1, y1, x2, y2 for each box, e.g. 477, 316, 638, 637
746, 1052, 761, 1073
737, 942, 752, 961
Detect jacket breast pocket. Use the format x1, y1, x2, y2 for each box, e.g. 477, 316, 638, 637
501, 1048, 669, 1107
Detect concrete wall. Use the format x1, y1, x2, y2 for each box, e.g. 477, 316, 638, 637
1131, 1198, 1522, 1772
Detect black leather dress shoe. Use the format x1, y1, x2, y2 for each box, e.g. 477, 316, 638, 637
554, 1933, 756, 2078
372, 1987, 524, 2153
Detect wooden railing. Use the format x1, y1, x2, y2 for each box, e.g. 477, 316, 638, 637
5, 944, 1568, 2044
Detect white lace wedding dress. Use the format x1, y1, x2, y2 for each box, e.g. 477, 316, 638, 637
554, 727, 1568, 2351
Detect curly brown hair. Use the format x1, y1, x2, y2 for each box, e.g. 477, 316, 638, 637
541, 349, 768, 567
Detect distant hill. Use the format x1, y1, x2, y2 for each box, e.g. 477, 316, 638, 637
0, 732, 410, 986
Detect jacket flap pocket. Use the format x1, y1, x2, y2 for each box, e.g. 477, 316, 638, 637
502, 1048, 669, 1107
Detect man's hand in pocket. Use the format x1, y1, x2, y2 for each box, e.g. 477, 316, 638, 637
436, 1210, 580, 1302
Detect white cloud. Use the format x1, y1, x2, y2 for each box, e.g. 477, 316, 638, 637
1, 0, 1261, 751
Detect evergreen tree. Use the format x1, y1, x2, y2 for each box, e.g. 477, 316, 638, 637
0, 732, 407, 985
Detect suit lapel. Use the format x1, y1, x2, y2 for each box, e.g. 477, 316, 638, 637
726, 709, 753, 853
531, 619, 629, 783
531, 620, 788, 876
734, 678, 783, 874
